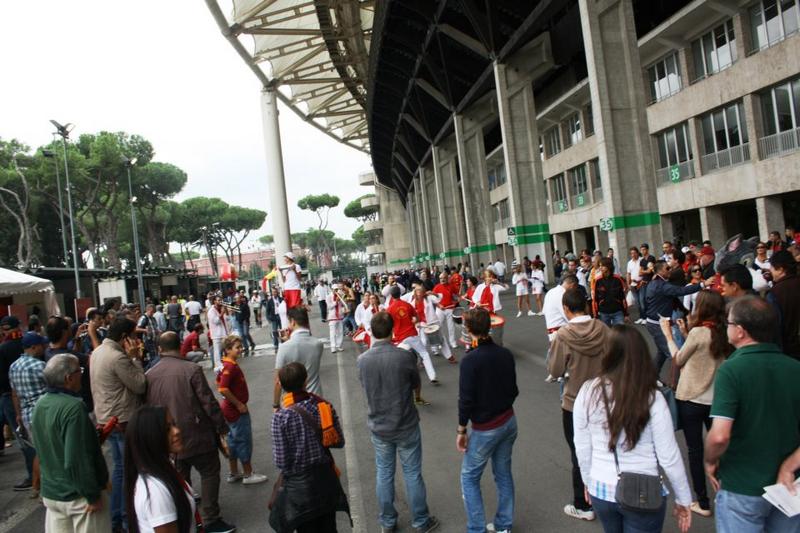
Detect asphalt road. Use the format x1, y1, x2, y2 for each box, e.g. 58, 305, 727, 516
1, 296, 716, 533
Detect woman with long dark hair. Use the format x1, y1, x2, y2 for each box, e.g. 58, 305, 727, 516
661, 290, 732, 517
573, 325, 692, 533
125, 406, 196, 533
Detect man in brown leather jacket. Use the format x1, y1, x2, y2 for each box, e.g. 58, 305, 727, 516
146, 332, 236, 533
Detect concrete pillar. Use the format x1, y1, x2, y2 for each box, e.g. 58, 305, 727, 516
554, 233, 571, 256
421, 167, 443, 263
260, 87, 292, 261
756, 196, 785, 241
493, 61, 553, 279
742, 93, 764, 160
579, 0, 662, 257
454, 114, 494, 269
407, 196, 418, 258
687, 117, 704, 178
699, 206, 727, 246
414, 177, 431, 266
431, 147, 450, 264
732, 9, 751, 65
439, 155, 468, 263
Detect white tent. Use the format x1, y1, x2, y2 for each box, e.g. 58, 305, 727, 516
0, 267, 62, 316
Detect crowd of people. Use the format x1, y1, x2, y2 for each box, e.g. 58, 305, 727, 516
0, 230, 799, 533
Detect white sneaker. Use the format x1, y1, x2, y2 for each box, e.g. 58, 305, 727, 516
485, 524, 509, 533
242, 473, 268, 485
516, 311, 522, 318
527, 310, 535, 316
563, 504, 595, 521
544, 374, 556, 383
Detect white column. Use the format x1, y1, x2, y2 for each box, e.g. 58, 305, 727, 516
418, 170, 434, 268
432, 146, 449, 261
454, 114, 478, 268
261, 86, 292, 261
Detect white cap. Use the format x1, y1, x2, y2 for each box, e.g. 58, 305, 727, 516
284, 251, 295, 260
681, 246, 690, 253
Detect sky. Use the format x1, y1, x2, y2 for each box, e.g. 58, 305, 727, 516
0, 0, 372, 249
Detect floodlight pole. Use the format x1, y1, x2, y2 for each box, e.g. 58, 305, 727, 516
52, 121, 82, 298
124, 159, 146, 305
43, 147, 69, 263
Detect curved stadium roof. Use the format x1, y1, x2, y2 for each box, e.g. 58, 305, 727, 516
205, 0, 374, 153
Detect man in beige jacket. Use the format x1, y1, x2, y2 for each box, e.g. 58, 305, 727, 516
90, 317, 146, 532
547, 288, 610, 523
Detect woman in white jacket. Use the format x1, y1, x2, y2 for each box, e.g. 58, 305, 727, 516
573, 325, 692, 533
403, 284, 454, 362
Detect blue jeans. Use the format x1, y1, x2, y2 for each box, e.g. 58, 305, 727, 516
227, 413, 253, 463
0, 393, 16, 450
461, 415, 517, 533
599, 311, 625, 326
231, 316, 250, 352
636, 287, 647, 317
370, 426, 431, 529
716, 489, 800, 533
592, 496, 666, 532
645, 322, 670, 374
107, 430, 126, 528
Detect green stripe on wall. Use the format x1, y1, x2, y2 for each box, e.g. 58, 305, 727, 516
510, 223, 549, 235
515, 233, 551, 245
611, 212, 660, 230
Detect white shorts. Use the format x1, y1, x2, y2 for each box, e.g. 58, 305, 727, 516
515, 285, 529, 296
532, 284, 544, 295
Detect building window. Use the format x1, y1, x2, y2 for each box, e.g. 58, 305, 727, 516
647, 52, 682, 103
589, 158, 603, 202
759, 76, 800, 157
545, 126, 562, 157
493, 198, 510, 229
585, 103, 595, 136
751, 0, 800, 51
551, 173, 568, 213
656, 123, 693, 169
691, 19, 737, 81
700, 102, 750, 172
487, 160, 507, 191
539, 136, 545, 161
568, 164, 589, 208
564, 113, 583, 147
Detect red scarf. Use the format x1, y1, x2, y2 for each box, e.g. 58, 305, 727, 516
700, 320, 717, 329
414, 297, 426, 322
479, 285, 494, 313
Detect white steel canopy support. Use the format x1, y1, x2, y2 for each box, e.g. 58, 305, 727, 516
261, 86, 292, 262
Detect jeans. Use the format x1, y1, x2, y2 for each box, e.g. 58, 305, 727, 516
227, 413, 252, 463
592, 496, 666, 533
370, 426, 431, 529
677, 400, 711, 509
563, 409, 591, 511
231, 316, 250, 352
343, 313, 357, 334
270, 318, 281, 349
0, 393, 16, 451
461, 415, 517, 533
716, 489, 800, 533
107, 430, 126, 529
599, 311, 625, 327
19, 424, 36, 480
645, 322, 670, 374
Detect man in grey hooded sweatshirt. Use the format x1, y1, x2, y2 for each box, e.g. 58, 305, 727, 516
547, 288, 610, 523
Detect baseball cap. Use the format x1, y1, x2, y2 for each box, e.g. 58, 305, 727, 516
700, 245, 715, 257
283, 252, 295, 260
640, 243, 650, 249
511, 260, 519, 267
0, 315, 20, 329
22, 332, 49, 348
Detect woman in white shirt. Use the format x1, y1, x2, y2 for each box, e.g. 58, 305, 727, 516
472, 269, 508, 346
529, 263, 545, 315
573, 325, 692, 533
511, 261, 533, 318
125, 406, 197, 533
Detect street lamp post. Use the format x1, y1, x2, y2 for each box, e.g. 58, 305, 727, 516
122, 156, 145, 305
42, 148, 69, 264
50, 120, 82, 298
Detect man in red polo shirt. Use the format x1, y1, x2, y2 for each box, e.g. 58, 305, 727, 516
386, 286, 437, 384
433, 272, 458, 350
180, 323, 206, 363
449, 268, 463, 297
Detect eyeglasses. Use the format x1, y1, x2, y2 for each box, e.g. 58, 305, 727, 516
690, 269, 701, 273
726, 320, 739, 327
70, 367, 84, 375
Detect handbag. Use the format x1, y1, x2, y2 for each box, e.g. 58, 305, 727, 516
601, 384, 665, 513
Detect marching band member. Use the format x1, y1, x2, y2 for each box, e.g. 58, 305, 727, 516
278, 252, 303, 309
448, 267, 463, 297
386, 286, 437, 383
471, 269, 509, 346
354, 292, 373, 347
381, 275, 406, 306
433, 272, 458, 350
405, 284, 455, 363
325, 283, 347, 353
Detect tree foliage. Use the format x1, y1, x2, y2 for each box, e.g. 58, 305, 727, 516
343, 194, 378, 223
297, 193, 339, 268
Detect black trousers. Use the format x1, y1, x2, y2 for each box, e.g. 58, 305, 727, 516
318, 300, 328, 321
678, 399, 712, 509
562, 408, 591, 511
296, 511, 337, 533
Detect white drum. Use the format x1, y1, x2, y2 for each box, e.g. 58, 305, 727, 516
422, 323, 443, 350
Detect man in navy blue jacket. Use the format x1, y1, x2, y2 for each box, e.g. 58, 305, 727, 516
457, 308, 518, 533
645, 261, 703, 372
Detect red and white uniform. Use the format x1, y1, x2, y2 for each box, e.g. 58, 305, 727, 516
354, 302, 379, 347
449, 272, 463, 296
326, 292, 345, 352
281, 263, 303, 309
432, 282, 458, 349
471, 282, 506, 313
387, 298, 436, 381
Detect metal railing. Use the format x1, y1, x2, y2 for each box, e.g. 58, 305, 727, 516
700, 143, 751, 173
747, 26, 800, 56
592, 187, 604, 202
571, 192, 589, 209
690, 60, 735, 85
758, 127, 800, 159
493, 217, 510, 231
551, 199, 569, 215
656, 160, 695, 186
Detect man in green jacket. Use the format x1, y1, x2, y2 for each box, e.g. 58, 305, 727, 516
32, 353, 110, 532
